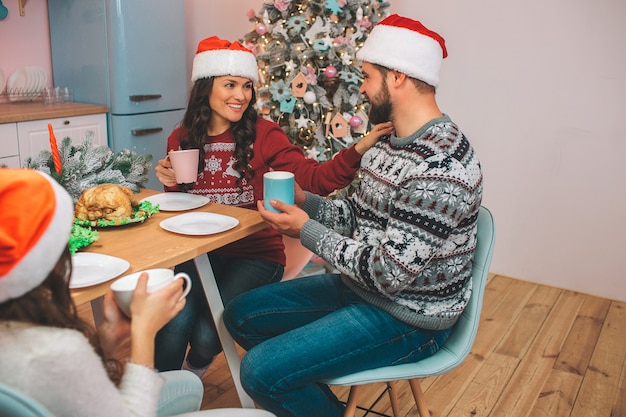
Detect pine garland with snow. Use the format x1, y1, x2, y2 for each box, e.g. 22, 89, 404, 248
24, 131, 153, 203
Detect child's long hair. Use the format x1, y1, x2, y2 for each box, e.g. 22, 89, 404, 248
0, 246, 124, 385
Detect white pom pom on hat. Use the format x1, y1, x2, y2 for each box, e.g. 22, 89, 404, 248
357, 14, 448, 88
0, 169, 74, 303
191, 36, 259, 83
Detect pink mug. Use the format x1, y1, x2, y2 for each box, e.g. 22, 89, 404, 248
168, 149, 199, 184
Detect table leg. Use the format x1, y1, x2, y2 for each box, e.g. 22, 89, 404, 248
90, 296, 104, 327
193, 254, 256, 408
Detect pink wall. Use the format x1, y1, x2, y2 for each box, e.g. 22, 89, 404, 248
0, 0, 52, 103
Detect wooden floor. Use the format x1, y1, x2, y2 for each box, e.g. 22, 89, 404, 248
193, 274, 626, 417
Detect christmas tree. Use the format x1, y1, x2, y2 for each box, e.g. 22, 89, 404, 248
241, 0, 390, 163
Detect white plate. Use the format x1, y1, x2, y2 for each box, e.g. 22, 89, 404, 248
7, 67, 27, 101
141, 192, 210, 211
160, 212, 239, 236
27, 66, 45, 98
25, 66, 37, 94
70, 253, 130, 289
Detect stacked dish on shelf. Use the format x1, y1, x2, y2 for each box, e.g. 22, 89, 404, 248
5, 66, 47, 102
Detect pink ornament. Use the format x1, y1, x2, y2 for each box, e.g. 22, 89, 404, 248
274, 0, 291, 12
255, 23, 268, 35
349, 115, 362, 128
324, 65, 337, 78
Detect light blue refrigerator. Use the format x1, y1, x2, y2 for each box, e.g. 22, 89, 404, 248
48, 0, 188, 190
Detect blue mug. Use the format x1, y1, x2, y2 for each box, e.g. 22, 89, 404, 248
263, 171, 295, 213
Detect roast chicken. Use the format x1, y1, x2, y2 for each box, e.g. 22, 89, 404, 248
75, 184, 138, 222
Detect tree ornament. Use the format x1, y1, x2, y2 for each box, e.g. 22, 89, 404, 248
326, 0, 343, 15
305, 147, 321, 160
331, 113, 348, 137
349, 115, 362, 128
304, 16, 328, 41
255, 22, 268, 35
273, 0, 292, 13
291, 73, 308, 97
295, 112, 310, 129
303, 91, 317, 104
313, 39, 331, 52
324, 65, 337, 78
352, 109, 369, 135
279, 96, 296, 113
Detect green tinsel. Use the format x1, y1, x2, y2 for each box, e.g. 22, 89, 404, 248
68, 224, 99, 255
73, 200, 160, 228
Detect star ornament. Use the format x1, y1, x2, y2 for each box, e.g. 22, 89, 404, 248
305, 147, 321, 160
295, 113, 310, 129
272, 24, 289, 39
285, 59, 298, 72
321, 34, 333, 48
341, 51, 354, 65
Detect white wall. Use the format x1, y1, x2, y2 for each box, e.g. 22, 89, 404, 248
185, 0, 626, 301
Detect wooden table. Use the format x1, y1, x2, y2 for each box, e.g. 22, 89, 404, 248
73, 189, 267, 408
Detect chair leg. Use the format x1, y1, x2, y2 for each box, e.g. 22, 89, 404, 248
409, 379, 430, 417
343, 385, 362, 417
386, 381, 400, 417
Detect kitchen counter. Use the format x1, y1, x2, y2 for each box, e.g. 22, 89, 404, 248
0, 102, 109, 124
1, 102, 110, 168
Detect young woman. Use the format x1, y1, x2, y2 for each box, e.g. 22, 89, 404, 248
153, 36, 393, 376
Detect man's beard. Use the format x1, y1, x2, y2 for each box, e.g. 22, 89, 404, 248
367, 80, 392, 125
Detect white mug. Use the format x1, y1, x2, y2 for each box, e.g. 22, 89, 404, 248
110, 268, 192, 317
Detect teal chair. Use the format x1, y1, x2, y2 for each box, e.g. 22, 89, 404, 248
325, 206, 496, 417
197, 410, 277, 416
0, 385, 54, 417
0, 384, 277, 417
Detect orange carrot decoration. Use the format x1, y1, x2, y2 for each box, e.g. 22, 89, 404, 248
48, 123, 63, 175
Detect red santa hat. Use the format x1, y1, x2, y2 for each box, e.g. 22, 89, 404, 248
191, 36, 259, 83
357, 14, 448, 88
0, 169, 74, 303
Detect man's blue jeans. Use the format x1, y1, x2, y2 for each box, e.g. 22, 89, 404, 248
154, 254, 283, 371
224, 274, 451, 417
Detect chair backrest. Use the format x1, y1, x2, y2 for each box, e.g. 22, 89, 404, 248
326, 205, 496, 385
435, 205, 496, 370
0, 385, 54, 417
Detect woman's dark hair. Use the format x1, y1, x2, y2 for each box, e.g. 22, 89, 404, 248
179, 77, 258, 188
0, 246, 124, 385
